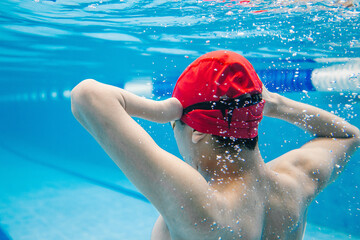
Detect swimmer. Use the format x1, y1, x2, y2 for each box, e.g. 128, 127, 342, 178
71, 51, 360, 240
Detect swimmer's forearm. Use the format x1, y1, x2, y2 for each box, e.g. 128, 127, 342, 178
116, 88, 182, 123
266, 93, 360, 139
72, 79, 182, 123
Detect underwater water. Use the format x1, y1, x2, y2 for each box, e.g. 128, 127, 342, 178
0, 0, 360, 239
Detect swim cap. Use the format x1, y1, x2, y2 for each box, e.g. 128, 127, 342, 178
172, 50, 264, 139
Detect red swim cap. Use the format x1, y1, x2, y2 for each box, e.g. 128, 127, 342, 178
172, 50, 264, 139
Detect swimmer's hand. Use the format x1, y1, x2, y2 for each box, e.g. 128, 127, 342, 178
163, 97, 183, 122
262, 84, 279, 117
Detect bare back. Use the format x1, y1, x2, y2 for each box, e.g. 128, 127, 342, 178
151, 161, 312, 240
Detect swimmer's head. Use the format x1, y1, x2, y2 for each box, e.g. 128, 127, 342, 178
172, 50, 264, 142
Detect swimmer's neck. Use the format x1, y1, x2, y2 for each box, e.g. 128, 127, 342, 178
196, 145, 267, 189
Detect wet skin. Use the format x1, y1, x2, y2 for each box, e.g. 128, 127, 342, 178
152, 121, 310, 240
71, 79, 360, 240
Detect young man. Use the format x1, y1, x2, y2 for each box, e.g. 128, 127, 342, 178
71, 51, 360, 240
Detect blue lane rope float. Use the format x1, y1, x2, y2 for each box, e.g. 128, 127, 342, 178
1, 62, 358, 103
257, 69, 315, 92
144, 61, 360, 98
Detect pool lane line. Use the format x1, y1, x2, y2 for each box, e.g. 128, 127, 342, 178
0, 226, 11, 240
0, 144, 149, 204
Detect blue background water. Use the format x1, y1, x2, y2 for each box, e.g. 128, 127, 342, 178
0, 0, 359, 239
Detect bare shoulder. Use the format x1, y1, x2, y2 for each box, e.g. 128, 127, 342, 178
267, 135, 359, 203
266, 149, 319, 204
267, 148, 319, 176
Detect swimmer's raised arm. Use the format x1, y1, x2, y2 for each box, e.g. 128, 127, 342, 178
73, 79, 182, 123
263, 86, 360, 198
71, 79, 214, 233
116, 87, 182, 123
263, 87, 360, 139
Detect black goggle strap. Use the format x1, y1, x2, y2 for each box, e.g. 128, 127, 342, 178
182, 93, 262, 128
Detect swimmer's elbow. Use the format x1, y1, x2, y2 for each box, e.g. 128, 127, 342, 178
345, 123, 360, 144
353, 126, 360, 148
71, 79, 99, 120
336, 123, 360, 148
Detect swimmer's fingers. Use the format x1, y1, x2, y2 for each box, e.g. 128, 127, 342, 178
262, 84, 279, 117
165, 97, 183, 121
261, 84, 271, 99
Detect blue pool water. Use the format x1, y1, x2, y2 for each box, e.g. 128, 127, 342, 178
0, 0, 360, 239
